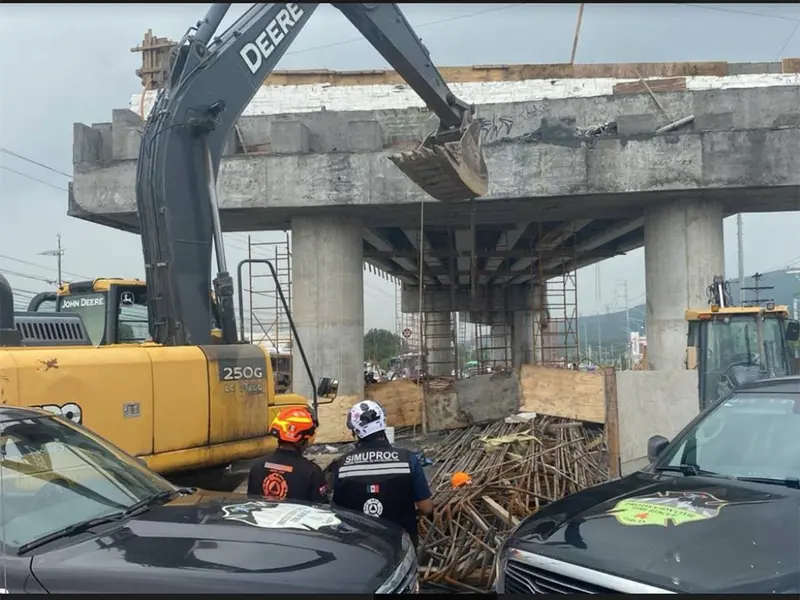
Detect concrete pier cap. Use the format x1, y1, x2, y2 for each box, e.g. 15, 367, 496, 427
401, 284, 536, 314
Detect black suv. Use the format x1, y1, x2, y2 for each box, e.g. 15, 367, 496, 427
497, 376, 800, 594
0, 405, 417, 594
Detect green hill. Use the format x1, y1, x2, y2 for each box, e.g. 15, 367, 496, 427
579, 269, 800, 350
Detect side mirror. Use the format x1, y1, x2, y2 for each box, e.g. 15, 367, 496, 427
317, 377, 339, 400
647, 435, 670, 463
786, 320, 800, 343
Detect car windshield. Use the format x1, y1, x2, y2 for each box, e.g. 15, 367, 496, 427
0, 414, 174, 551
657, 390, 800, 481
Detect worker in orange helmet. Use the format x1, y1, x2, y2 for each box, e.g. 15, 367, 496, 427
246, 406, 328, 504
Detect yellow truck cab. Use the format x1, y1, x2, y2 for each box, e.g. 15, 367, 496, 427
685, 303, 799, 409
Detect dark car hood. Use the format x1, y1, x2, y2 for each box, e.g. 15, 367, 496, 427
31, 490, 406, 593
507, 472, 800, 594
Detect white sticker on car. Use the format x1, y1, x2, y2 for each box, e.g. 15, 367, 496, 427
221, 500, 341, 531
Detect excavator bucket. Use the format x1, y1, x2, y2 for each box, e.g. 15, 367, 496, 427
388, 120, 488, 202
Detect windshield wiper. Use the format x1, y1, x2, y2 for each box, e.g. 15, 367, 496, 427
16, 488, 193, 555
18, 513, 126, 554
654, 464, 727, 478
122, 488, 192, 517
736, 476, 800, 489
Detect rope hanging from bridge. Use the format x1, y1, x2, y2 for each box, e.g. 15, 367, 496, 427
416, 196, 427, 435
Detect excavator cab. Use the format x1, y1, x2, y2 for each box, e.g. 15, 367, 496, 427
686, 305, 799, 410
28, 279, 223, 347
28, 276, 300, 394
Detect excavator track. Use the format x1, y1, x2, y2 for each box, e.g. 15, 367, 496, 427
389, 121, 489, 202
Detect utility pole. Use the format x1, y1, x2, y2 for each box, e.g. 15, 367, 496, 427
603, 303, 612, 364
741, 272, 773, 307
582, 318, 588, 359
569, 3, 585, 65
737, 214, 745, 304
622, 280, 631, 368
596, 313, 601, 352
39, 234, 64, 286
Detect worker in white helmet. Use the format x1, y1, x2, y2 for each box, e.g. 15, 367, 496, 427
329, 400, 433, 547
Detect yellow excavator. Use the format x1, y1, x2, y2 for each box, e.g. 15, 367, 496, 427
0, 2, 488, 478
2, 271, 335, 476
685, 276, 799, 409
27, 277, 294, 392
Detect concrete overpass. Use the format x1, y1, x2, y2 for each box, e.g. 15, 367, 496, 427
70, 59, 800, 401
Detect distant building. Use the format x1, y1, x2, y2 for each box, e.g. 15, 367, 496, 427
630, 331, 647, 365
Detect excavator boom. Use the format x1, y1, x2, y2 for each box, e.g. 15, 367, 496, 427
138, 2, 489, 347
334, 4, 488, 201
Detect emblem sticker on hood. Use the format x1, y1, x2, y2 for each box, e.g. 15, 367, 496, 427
221, 501, 342, 531
607, 491, 729, 527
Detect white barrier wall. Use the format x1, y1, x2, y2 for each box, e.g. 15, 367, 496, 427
615, 370, 700, 476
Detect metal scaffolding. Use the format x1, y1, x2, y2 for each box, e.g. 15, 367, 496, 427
474, 319, 510, 373
532, 223, 580, 367
245, 233, 293, 352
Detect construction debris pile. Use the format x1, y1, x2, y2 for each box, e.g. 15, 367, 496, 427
417, 417, 608, 593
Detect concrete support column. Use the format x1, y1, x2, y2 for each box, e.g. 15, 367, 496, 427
424, 311, 453, 376
530, 285, 547, 364
291, 216, 364, 401
511, 310, 534, 368
644, 199, 724, 370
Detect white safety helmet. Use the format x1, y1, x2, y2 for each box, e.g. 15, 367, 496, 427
346, 400, 386, 440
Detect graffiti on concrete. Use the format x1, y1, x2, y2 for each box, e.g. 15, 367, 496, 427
523, 104, 540, 120
476, 114, 515, 141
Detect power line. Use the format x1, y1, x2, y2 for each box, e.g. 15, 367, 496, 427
774, 18, 800, 60
680, 3, 800, 22
0, 148, 71, 178
0, 269, 55, 285
0, 253, 91, 280
0, 148, 271, 260
0, 164, 69, 192
0, 147, 267, 256
283, 4, 526, 57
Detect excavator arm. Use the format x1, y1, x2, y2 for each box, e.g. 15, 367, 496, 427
334, 4, 488, 202
137, 2, 488, 347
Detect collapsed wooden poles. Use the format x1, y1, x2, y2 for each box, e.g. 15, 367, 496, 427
417, 417, 608, 593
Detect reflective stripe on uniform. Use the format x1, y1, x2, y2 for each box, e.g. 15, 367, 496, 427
338, 461, 411, 478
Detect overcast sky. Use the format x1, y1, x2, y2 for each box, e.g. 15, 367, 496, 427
1, 3, 800, 333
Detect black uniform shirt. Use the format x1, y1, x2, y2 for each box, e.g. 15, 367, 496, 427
247, 447, 328, 503
331, 436, 431, 545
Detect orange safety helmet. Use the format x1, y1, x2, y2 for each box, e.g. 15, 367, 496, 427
270, 406, 317, 444
451, 471, 473, 489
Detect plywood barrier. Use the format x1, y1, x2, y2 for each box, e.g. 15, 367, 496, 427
518, 364, 620, 477
315, 394, 359, 444
518, 365, 606, 424
262, 61, 732, 86
613, 77, 687, 95
366, 380, 422, 428
314, 381, 425, 444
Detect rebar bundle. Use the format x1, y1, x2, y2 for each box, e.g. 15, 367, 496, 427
417, 417, 608, 592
